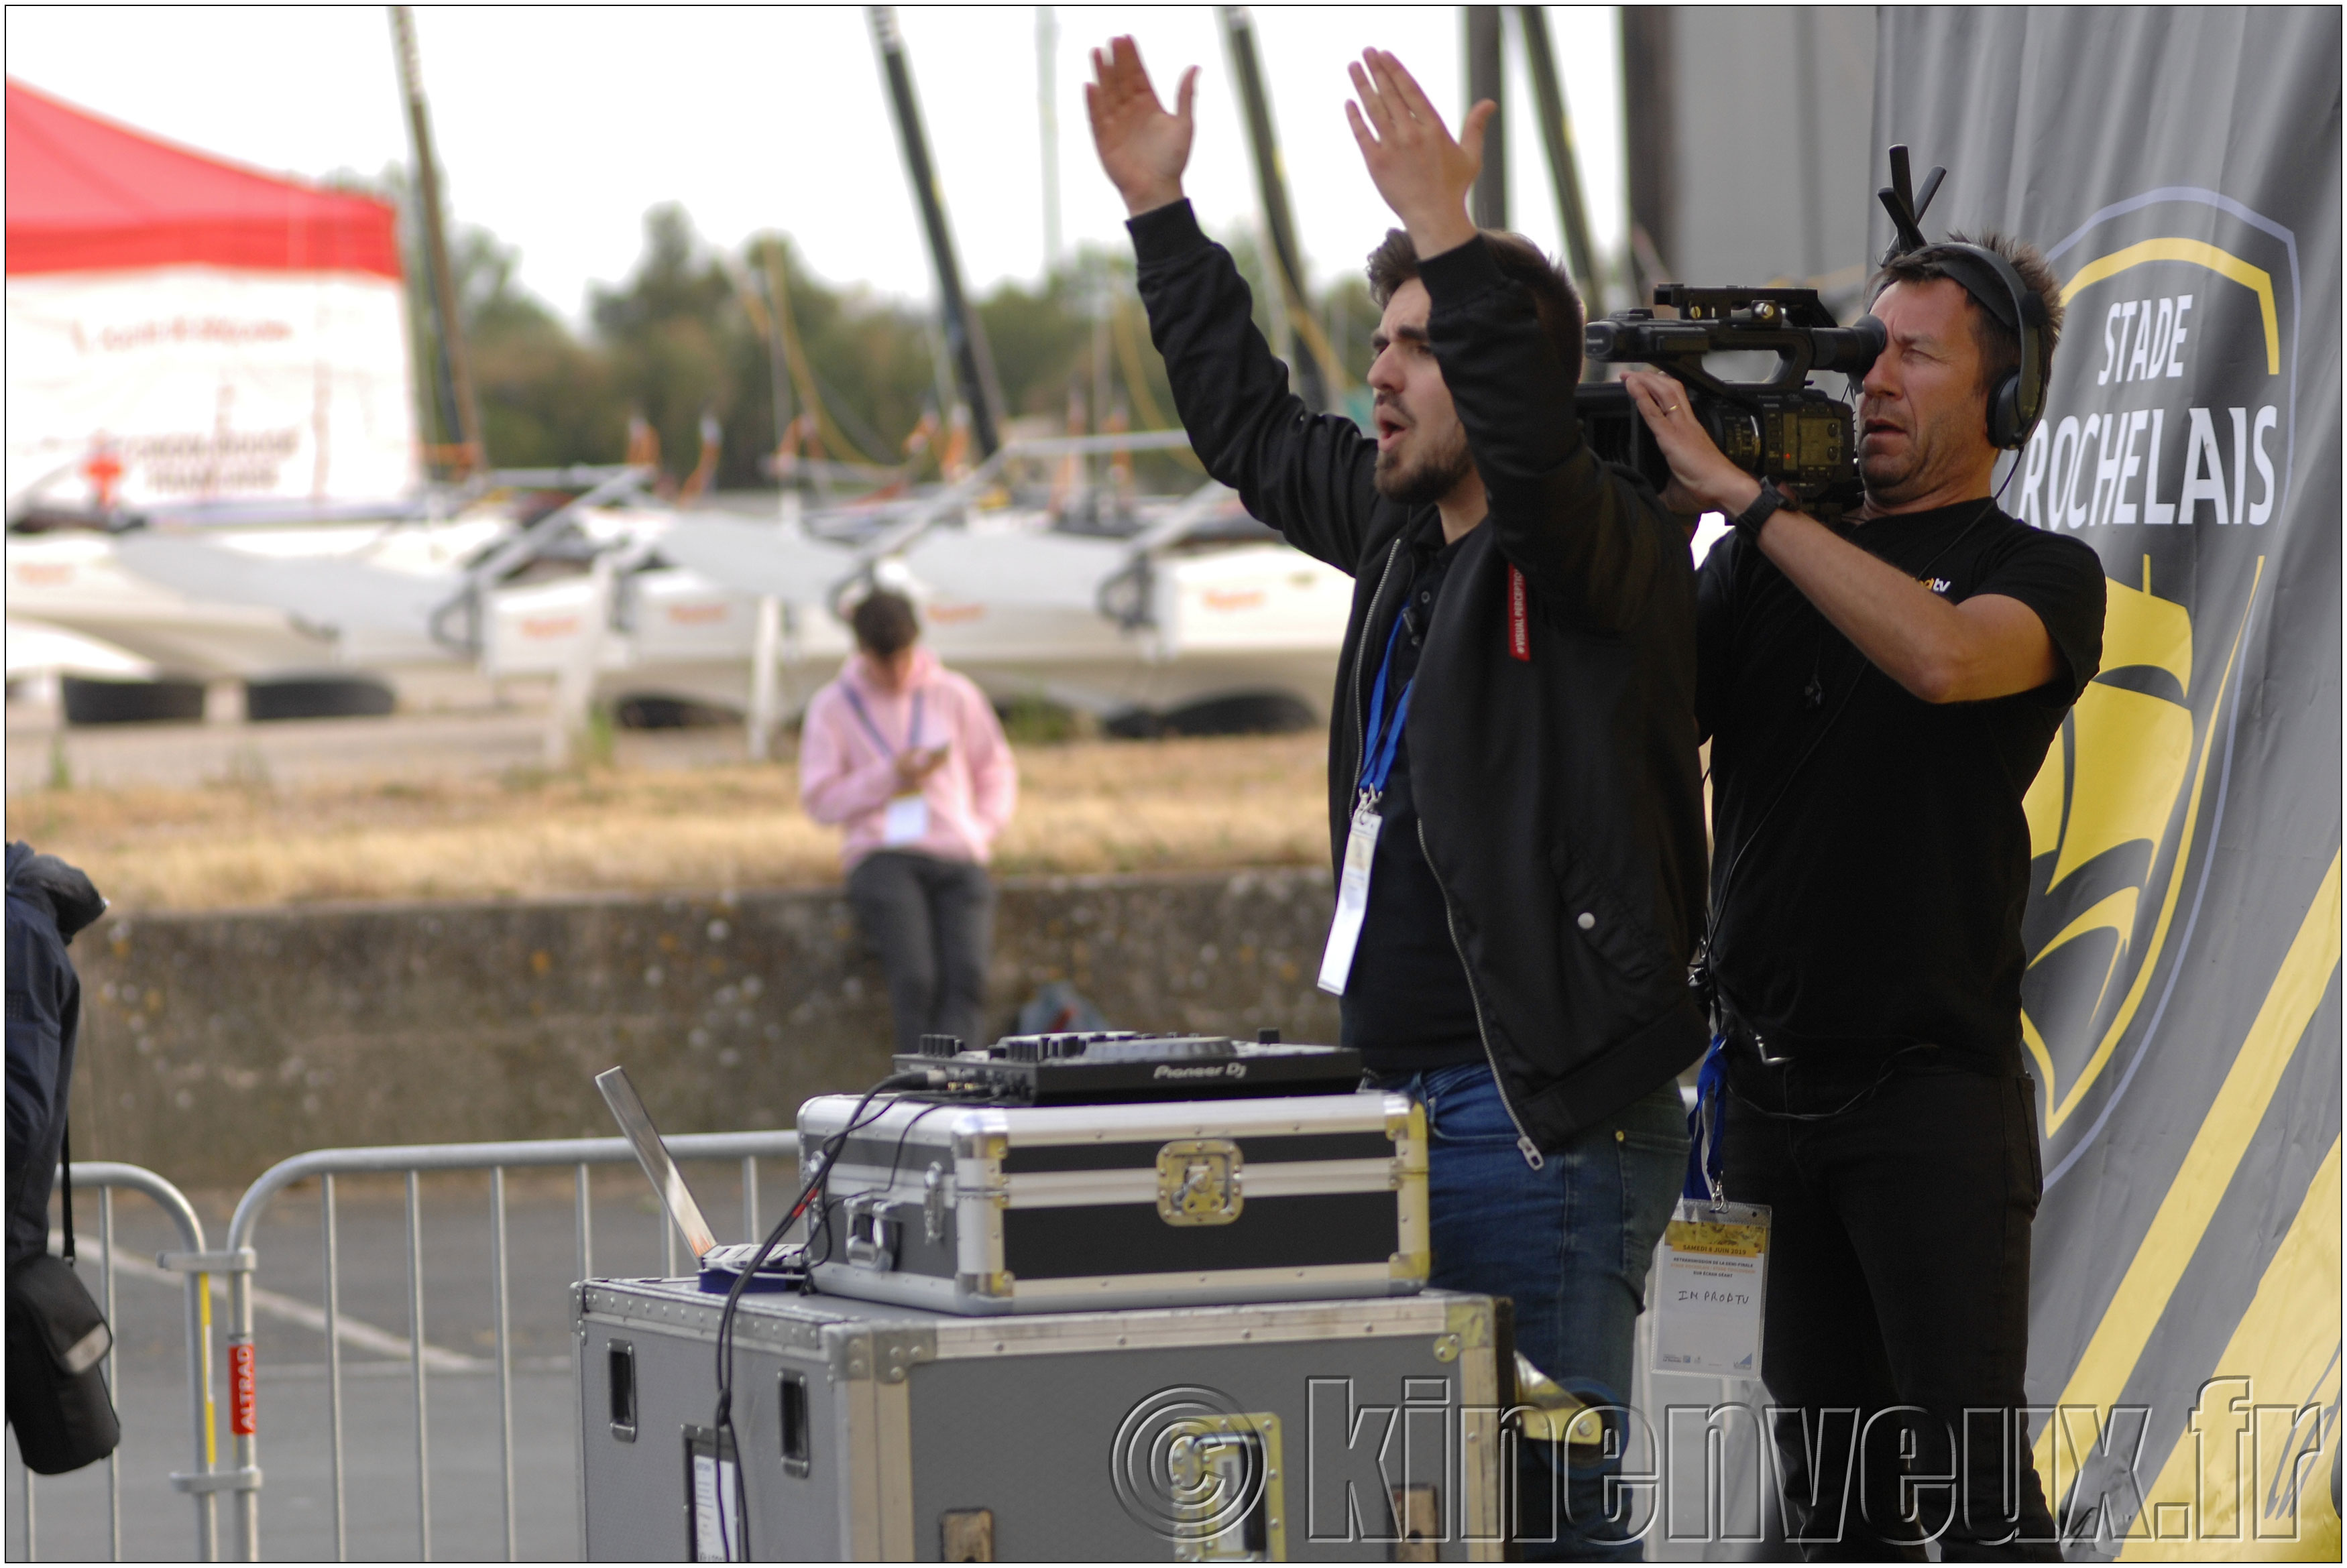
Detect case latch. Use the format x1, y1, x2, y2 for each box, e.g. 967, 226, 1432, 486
845, 1194, 906, 1270
1156, 1139, 1245, 1226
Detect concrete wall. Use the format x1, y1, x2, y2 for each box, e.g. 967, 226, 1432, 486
66, 870, 1342, 1188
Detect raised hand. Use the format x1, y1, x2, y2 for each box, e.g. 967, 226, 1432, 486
1086, 36, 1198, 217
1344, 48, 1490, 258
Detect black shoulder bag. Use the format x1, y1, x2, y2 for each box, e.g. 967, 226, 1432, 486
6, 1128, 122, 1474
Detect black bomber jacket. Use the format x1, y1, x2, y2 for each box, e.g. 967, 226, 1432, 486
1131, 200, 1709, 1155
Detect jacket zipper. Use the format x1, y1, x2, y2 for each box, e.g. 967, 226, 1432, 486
1419, 764, 1546, 1170
1358, 531, 1541, 1168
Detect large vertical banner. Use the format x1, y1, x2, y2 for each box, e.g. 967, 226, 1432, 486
1877, 9, 2340, 1559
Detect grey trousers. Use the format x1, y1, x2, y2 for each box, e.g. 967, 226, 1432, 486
845, 850, 996, 1057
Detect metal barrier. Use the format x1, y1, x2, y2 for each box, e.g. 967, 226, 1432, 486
15, 1161, 225, 1563
213, 1130, 799, 1563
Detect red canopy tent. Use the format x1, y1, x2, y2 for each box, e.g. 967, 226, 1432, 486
5, 77, 401, 280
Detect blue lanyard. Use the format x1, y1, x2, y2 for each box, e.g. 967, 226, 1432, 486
841, 686, 923, 758
1682, 1033, 1728, 1204
1357, 615, 1414, 806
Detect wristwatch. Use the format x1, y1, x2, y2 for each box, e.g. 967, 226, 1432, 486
1729, 480, 1784, 543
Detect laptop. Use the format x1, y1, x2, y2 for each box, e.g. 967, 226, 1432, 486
594, 1066, 797, 1276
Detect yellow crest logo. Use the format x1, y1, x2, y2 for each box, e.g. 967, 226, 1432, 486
2018, 185, 2298, 1136
2018, 561, 2263, 1132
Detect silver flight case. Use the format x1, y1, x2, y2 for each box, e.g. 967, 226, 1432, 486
575, 1277, 1506, 1561
796, 1090, 1431, 1315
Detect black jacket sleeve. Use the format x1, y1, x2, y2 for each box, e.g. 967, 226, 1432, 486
1130, 200, 1381, 575
1419, 237, 1682, 632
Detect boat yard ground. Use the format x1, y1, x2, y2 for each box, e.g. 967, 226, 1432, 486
5, 701, 1326, 912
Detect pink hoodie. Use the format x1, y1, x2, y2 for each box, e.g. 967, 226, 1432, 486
799, 646, 1017, 873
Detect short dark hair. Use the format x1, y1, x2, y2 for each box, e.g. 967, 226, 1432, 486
1365, 229, 1585, 381
850, 589, 920, 658
1869, 230, 2065, 398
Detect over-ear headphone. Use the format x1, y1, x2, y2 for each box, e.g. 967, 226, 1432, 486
1876, 148, 2049, 451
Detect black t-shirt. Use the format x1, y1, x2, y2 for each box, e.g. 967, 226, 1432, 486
1695, 501, 2107, 1067
1342, 517, 1488, 1073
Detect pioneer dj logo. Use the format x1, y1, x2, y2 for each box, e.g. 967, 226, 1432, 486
2012, 188, 2299, 1137
1151, 1063, 1248, 1079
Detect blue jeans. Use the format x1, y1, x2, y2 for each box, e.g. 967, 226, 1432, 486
1369, 1062, 1688, 1561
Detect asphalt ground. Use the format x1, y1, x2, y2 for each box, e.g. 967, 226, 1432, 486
8, 1160, 800, 1562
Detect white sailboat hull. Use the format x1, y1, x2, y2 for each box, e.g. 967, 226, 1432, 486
485, 532, 1350, 725
5, 516, 504, 680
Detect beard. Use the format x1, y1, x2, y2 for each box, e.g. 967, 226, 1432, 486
1373, 422, 1475, 505
1858, 399, 1975, 507
1859, 433, 1953, 509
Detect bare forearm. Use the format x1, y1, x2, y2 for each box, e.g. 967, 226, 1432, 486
1758, 509, 1965, 697
1754, 508, 2055, 703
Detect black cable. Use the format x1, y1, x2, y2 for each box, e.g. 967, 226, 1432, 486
707, 1069, 931, 1561
807, 1092, 974, 1270
1701, 495, 2000, 1030
1728, 1041, 1940, 1124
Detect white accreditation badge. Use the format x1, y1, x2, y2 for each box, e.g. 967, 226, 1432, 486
1316, 800, 1384, 994
1318, 615, 1416, 997
882, 793, 930, 846
1651, 1199, 1772, 1379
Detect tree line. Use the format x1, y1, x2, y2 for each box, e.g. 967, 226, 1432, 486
352, 173, 1383, 493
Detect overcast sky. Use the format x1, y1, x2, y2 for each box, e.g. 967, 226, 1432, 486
6, 5, 1627, 322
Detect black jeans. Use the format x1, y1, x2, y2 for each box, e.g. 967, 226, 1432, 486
846, 851, 996, 1057
1721, 1041, 2061, 1563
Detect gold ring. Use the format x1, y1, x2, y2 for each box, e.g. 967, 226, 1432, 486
1664, 404, 1678, 414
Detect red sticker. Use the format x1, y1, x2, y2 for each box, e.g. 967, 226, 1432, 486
229, 1341, 257, 1436
1507, 565, 1532, 662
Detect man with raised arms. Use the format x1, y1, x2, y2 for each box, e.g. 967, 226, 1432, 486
1089, 39, 1707, 1557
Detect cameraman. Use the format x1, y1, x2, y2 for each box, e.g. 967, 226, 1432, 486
1090, 41, 1707, 1556
1625, 235, 2104, 1558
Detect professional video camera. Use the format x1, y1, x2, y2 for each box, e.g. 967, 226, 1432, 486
1575, 284, 1886, 522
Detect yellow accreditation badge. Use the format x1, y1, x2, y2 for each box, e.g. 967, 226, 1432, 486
1652, 1199, 1771, 1380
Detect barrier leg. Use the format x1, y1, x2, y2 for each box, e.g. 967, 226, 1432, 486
492, 1167, 516, 1562
405, 1170, 433, 1562
100, 1185, 120, 1562
573, 1163, 592, 1562
228, 1270, 257, 1561
323, 1174, 347, 1562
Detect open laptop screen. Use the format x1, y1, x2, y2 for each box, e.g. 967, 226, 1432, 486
595, 1065, 718, 1262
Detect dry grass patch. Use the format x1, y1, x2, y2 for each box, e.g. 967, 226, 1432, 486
7, 734, 1329, 912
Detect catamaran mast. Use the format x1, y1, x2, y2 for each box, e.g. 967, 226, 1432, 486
1515, 5, 1604, 323
1465, 6, 1507, 230
870, 6, 1009, 459
389, 5, 483, 479
1039, 7, 1063, 271
1216, 7, 1329, 414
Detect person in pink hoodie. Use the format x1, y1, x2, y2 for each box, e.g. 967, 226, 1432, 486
799, 591, 1018, 1057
